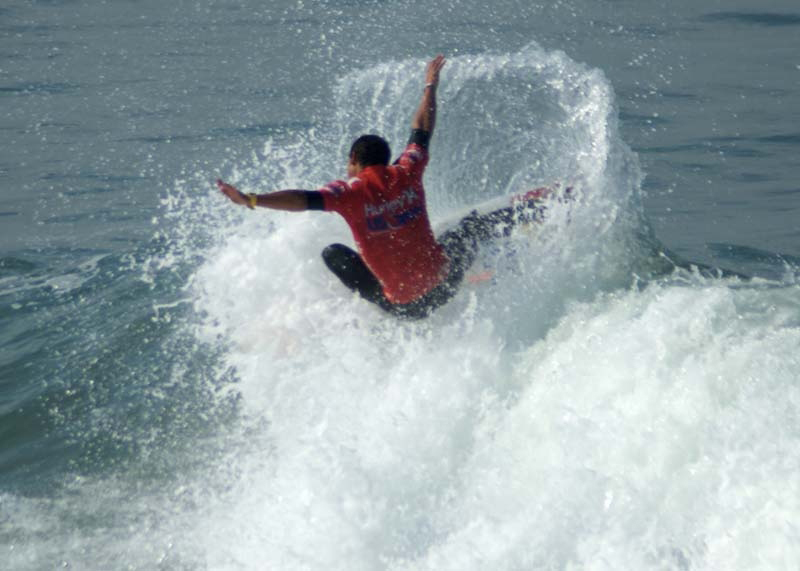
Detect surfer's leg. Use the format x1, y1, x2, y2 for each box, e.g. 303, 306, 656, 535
465, 205, 542, 238
446, 202, 543, 249
437, 215, 478, 278
438, 208, 508, 272
321, 244, 441, 318
435, 205, 534, 286
321, 244, 392, 309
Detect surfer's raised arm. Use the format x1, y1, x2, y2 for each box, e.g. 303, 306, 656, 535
218, 56, 447, 214
411, 55, 445, 137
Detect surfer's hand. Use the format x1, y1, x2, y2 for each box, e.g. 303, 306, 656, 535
425, 55, 445, 87
217, 179, 253, 209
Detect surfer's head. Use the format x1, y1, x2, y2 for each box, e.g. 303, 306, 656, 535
348, 134, 390, 177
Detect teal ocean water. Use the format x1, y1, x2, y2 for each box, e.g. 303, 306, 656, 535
2, 1, 799, 569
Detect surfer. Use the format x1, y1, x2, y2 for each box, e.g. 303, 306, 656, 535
217, 55, 532, 319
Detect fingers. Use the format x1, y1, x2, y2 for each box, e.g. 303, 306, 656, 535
216, 179, 246, 207
217, 179, 239, 197
426, 54, 446, 84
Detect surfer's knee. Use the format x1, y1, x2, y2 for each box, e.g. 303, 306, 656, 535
322, 243, 354, 269
322, 243, 349, 257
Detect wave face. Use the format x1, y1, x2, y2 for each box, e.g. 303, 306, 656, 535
5, 44, 800, 571
182, 45, 800, 570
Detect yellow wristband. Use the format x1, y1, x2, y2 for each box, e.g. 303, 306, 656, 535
247, 193, 257, 209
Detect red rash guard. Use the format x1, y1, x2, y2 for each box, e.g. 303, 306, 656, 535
319, 143, 449, 304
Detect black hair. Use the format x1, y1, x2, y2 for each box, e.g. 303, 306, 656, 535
349, 134, 391, 167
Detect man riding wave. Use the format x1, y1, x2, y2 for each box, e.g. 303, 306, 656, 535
218, 55, 544, 319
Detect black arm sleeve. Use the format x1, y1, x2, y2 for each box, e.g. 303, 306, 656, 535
408, 129, 431, 150
304, 191, 325, 211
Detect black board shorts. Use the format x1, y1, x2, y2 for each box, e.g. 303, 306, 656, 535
322, 206, 523, 320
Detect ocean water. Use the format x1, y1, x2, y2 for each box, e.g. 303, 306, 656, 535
1, 0, 799, 569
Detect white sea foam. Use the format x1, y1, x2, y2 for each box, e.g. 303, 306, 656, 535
176, 46, 800, 570
184, 261, 800, 571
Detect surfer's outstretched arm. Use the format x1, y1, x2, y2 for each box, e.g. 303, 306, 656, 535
411, 55, 445, 137
216, 180, 314, 212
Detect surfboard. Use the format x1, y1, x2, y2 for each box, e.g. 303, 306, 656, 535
433, 183, 575, 284
436, 183, 572, 228
435, 183, 573, 237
